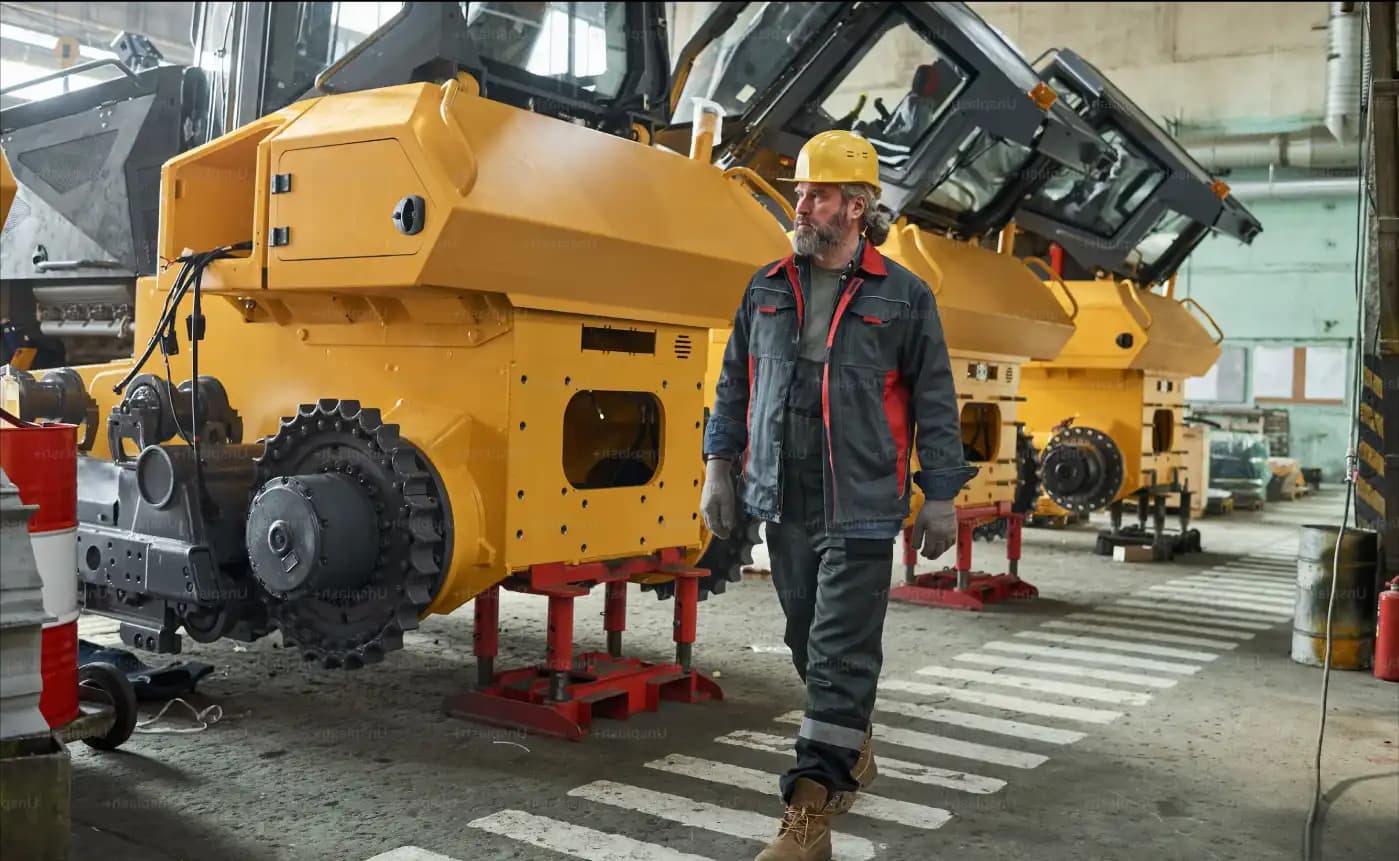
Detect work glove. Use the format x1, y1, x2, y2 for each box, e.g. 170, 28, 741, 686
701, 456, 737, 540
912, 497, 958, 560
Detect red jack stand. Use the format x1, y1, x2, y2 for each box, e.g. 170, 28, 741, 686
442, 547, 722, 741
889, 503, 1038, 611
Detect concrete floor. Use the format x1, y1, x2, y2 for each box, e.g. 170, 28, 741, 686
63, 487, 1398, 861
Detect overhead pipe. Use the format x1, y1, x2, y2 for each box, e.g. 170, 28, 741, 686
1223, 176, 1361, 200
1325, 2, 1364, 144
1185, 3, 1368, 170
1185, 127, 1359, 171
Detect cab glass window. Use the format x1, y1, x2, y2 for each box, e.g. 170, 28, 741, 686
1128, 208, 1192, 270
672, 2, 843, 124
467, 2, 630, 98
921, 132, 1036, 218
788, 14, 969, 171
1022, 125, 1166, 238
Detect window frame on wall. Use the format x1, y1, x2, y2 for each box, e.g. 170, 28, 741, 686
1184, 343, 1247, 403
1251, 344, 1348, 406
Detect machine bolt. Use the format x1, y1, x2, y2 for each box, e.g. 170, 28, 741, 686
269, 521, 291, 555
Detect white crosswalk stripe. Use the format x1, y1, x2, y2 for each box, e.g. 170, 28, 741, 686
1205, 566, 1295, 580
913, 664, 1153, 705
1114, 598, 1290, 624
365, 848, 468, 861
463, 811, 714, 861
774, 711, 1049, 768
1146, 584, 1295, 607
1040, 620, 1239, 650
715, 730, 1007, 795
1013, 631, 1220, 661
645, 753, 953, 830
875, 697, 1088, 744
1131, 591, 1294, 617
952, 651, 1179, 688
567, 780, 878, 860
1172, 575, 1296, 592
1085, 605, 1271, 632
879, 678, 1124, 724
981, 640, 1201, 675
1176, 576, 1295, 595
1064, 611, 1257, 639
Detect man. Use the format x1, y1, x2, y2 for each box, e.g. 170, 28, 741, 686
701, 130, 976, 861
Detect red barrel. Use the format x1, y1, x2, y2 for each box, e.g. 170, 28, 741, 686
0, 415, 79, 727
1377, 582, 1399, 683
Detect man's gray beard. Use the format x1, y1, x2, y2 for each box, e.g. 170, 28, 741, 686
792, 212, 848, 257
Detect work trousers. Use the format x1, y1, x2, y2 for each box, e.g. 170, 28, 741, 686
767, 407, 894, 802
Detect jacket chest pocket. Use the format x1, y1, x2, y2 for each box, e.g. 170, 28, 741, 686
750, 288, 798, 359
838, 295, 907, 370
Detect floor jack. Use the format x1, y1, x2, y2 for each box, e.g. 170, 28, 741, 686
889, 503, 1037, 611
442, 547, 722, 741
1094, 487, 1202, 561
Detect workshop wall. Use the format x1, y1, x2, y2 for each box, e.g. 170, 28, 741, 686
1178, 189, 1364, 480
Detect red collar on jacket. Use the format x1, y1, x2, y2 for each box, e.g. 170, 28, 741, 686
765, 237, 888, 280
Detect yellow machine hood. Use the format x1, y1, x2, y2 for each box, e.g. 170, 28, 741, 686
1031, 277, 1223, 378
879, 221, 1077, 362
156, 79, 791, 330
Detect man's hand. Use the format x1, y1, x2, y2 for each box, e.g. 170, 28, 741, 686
911, 497, 957, 560
701, 457, 737, 539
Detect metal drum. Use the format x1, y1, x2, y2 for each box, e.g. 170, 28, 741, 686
0, 417, 79, 725
1292, 524, 1381, 669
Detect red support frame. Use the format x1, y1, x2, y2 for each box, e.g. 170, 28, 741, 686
443, 547, 722, 741
890, 502, 1038, 611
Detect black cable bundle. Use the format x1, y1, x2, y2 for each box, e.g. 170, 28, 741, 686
110, 240, 252, 514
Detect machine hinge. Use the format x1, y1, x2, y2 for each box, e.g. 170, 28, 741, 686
271, 173, 292, 194
269, 226, 290, 246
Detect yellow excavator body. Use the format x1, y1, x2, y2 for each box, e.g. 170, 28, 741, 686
26, 78, 791, 619
1020, 275, 1223, 515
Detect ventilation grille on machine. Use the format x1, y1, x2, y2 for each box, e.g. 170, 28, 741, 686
17, 130, 119, 194
674, 334, 692, 359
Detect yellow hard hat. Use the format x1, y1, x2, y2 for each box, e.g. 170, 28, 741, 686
780, 130, 881, 192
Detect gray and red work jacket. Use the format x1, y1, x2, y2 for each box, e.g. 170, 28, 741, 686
704, 239, 977, 538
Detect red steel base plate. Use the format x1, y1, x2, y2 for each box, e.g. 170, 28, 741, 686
890, 571, 1039, 612
443, 651, 722, 741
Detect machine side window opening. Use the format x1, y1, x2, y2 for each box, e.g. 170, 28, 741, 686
466, 2, 631, 99
1022, 124, 1167, 240
671, 2, 846, 125
960, 402, 1002, 464
1151, 408, 1174, 455
564, 391, 662, 489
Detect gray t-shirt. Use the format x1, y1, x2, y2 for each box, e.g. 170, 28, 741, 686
799, 263, 844, 362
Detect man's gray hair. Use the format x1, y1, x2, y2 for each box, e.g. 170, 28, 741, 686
840, 182, 892, 246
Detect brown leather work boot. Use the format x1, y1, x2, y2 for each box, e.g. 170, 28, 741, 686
754, 778, 835, 861
829, 726, 877, 815
852, 726, 877, 790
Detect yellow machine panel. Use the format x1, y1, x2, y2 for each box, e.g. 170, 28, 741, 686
879, 221, 1077, 516
1020, 275, 1223, 555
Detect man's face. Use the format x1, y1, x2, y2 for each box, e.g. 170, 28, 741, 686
792, 182, 863, 257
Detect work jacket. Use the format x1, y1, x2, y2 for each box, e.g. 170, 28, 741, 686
704, 239, 977, 538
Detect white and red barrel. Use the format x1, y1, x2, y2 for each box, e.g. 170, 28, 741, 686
0, 411, 79, 728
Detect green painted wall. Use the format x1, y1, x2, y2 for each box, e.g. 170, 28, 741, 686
1178, 189, 1364, 481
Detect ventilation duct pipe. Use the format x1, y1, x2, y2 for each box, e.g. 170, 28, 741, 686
1325, 2, 1365, 144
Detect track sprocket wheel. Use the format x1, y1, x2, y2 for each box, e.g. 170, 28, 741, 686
645, 515, 762, 602
251, 399, 450, 669
973, 424, 1041, 542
